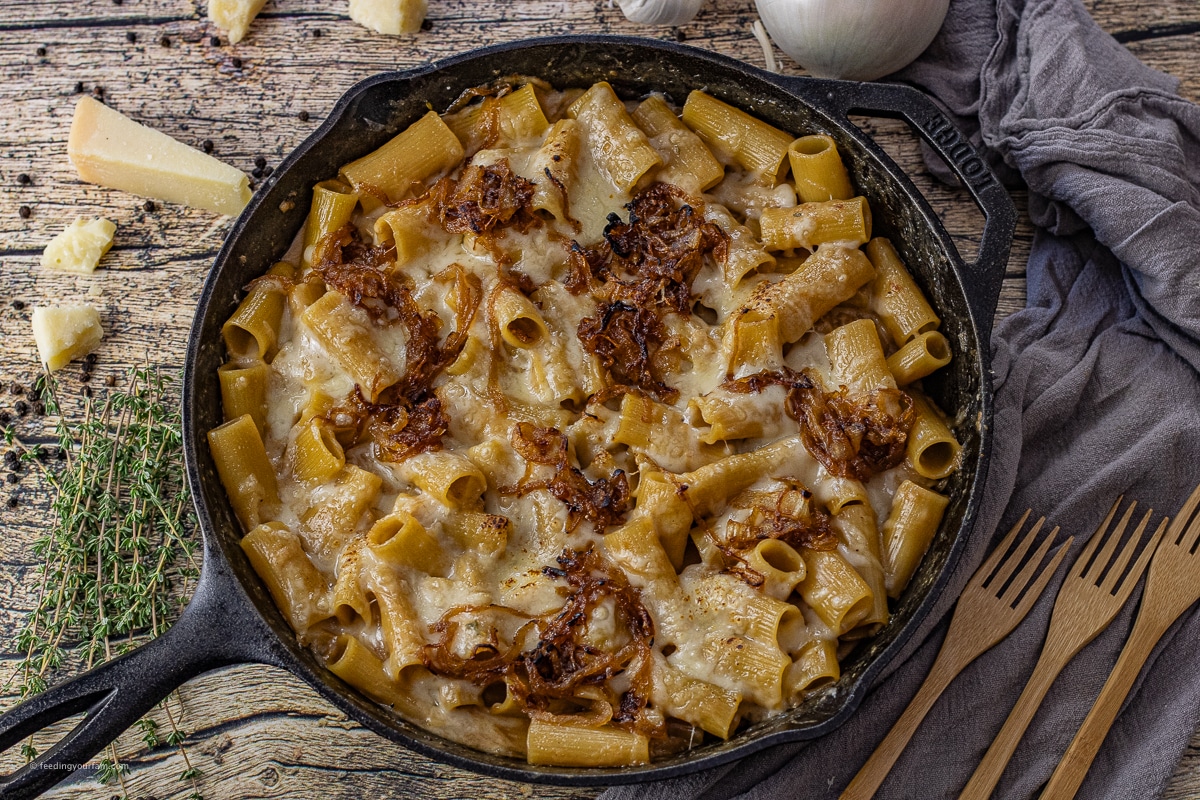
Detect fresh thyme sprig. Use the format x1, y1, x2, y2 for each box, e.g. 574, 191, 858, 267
4, 366, 203, 799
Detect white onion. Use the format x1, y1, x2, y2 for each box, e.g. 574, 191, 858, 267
617, 0, 704, 26
755, 0, 950, 81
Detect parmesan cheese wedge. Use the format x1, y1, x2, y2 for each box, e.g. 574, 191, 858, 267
68, 97, 252, 216
41, 217, 116, 274
32, 305, 104, 372
209, 0, 269, 44
349, 0, 427, 35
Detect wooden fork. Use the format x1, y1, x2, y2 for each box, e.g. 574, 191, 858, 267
840, 512, 1070, 800
1041, 481, 1200, 799
960, 497, 1169, 800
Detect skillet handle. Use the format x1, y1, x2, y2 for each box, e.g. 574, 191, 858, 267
0, 559, 280, 800
794, 79, 1017, 342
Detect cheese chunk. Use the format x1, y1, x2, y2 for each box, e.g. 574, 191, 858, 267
348, 0, 427, 35
32, 305, 104, 372
209, 0, 268, 44
68, 97, 251, 216
41, 217, 116, 274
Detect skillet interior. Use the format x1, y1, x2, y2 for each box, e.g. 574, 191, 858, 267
186, 36, 991, 784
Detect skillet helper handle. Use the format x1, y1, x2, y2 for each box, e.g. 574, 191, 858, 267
0, 563, 275, 800
803, 80, 1017, 342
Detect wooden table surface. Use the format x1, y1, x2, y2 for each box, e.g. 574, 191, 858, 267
0, 0, 1197, 797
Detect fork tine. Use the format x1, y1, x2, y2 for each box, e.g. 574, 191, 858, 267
987, 514, 1044, 591
1000, 525, 1058, 606
1168, 482, 1200, 546
1084, 500, 1136, 581
1071, 497, 1123, 578
1101, 509, 1154, 594
1011, 536, 1074, 618
1183, 514, 1200, 553
974, 509, 1032, 588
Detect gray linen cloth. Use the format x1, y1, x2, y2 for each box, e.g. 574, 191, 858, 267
601, 0, 1200, 796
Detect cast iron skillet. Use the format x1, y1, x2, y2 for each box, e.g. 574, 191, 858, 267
0, 36, 1015, 798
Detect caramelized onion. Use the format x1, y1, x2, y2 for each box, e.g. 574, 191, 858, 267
422, 546, 659, 736
505, 423, 631, 532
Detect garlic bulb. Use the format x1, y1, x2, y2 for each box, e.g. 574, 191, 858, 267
617, 0, 703, 26
755, 0, 950, 81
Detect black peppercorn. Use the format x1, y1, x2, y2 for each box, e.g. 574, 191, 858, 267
36, 46, 47, 57
32, 402, 44, 416
18, 206, 31, 219
17, 173, 30, 185
421, 18, 433, 31
210, 35, 221, 46
56, 447, 67, 460
15, 401, 28, 416
8, 496, 18, 509
80, 372, 91, 384
143, 200, 155, 212
160, 35, 170, 47
12, 300, 24, 310
74, 81, 84, 94
674, 28, 687, 41
92, 86, 104, 98
82, 386, 93, 399
251, 166, 264, 178
298, 110, 310, 122
231, 57, 242, 69
202, 139, 214, 154
0, 412, 9, 425
312, 28, 323, 38
4, 452, 16, 466
254, 155, 266, 168
126, 31, 137, 44
11, 383, 24, 395
6, 474, 17, 485
262, 166, 273, 177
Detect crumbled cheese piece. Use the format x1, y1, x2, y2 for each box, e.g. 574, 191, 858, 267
40, 217, 116, 274
349, 0, 427, 35
208, 0, 269, 44
31, 305, 104, 372
68, 97, 251, 216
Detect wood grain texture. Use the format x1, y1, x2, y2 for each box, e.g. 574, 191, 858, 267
0, 0, 1196, 798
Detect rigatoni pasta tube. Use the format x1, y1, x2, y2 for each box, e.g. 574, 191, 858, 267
492, 286, 549, 348
682, 90, 794, 180
867, 237, 939, 344
788, 134, 853, 202
209, 413, 279, 531
368, 510, 446, 575
784, 639, 840, 700
906, 393, 962, 479
632, 94, 725, 192
332, 541, 369, 625
759, 197, 872, 252
292, 418, 346, 483
218, 360, 268, 432
731, 245, 874, 352
303, 180, 359, 264
676, 435, 802, 517
341, 111, 464, 203
241, 521, 329, 632
883, 481, 950, 596
887, 330, 952, 385
567, 82, 661, 193
400, 450, 486, 508
222, 276, 287, 362
742, 538, 807, 600
824, 318, 895, 394
366, 560, 426, 681
797, 548, 874, 635
529, 119, 579, 222
527, 721, 649, 767
301, 291, 402, 402
301, 465, 383, 560
651, 654, 741, 739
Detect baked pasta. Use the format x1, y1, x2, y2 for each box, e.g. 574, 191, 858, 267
209, 80, 961, 766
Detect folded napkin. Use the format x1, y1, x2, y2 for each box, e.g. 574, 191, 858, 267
601, 0, 1200, 796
